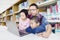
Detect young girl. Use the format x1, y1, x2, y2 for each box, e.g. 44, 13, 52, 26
18, 9, 30, 36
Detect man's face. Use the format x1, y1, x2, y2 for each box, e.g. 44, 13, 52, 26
29, 6, 38, 16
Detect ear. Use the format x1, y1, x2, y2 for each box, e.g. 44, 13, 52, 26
37, 9, 39, 12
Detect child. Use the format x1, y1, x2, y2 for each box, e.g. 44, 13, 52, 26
26, 16, 48, 37
18, 9, 30, 36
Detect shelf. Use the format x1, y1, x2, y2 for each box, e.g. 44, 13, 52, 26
0, 0, 27, 14
2, 16, 6, 18
0, 21, 6, 23
6, 13, 13, 17
55, 29, 60, 32
14, 11, 20, 15
37, 0, 57, 7
48, 20, 60, 23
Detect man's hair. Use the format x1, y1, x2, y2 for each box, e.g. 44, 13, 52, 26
19, 9, 28, 17
29, 3, 39, 9
30, 16, 40, 23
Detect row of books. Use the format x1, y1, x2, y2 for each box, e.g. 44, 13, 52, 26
47, 1, 60, 14
19, 1, 29, 11
41, 1, 60, 21
51, 23, 60, 29
9, 1, 29, 14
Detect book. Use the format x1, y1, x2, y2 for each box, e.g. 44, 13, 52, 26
57, 1, 60, 13
9, 9, 13, 14
47, 7, 51, 14
19, 1, 29, 11
55, 23, 60, 30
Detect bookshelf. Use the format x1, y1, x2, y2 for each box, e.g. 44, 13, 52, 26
0, 0, 60, 30
0, 0, 27, 26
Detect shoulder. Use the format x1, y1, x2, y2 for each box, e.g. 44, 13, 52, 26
37, 14, 44, 19
26, 18, 30, 22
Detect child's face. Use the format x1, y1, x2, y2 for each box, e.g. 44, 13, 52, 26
30, 20, 39, 29
20, 12, 26, 20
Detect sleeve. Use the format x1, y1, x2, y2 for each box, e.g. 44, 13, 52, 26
26, 19, 30, 29
26, 27, 32, 33
34, 25, 46, 33
41, 16, 49, 26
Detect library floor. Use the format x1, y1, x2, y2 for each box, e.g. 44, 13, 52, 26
0, 26, 60, 40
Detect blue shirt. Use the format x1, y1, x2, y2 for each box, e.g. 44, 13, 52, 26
26, 15, 49, 34
26, 25, 46, 34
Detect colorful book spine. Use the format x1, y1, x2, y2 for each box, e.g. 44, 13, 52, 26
55, 3, 58, 13
57, 1, 60, 13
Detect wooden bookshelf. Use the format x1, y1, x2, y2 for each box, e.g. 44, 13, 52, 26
1, 22, 6, 26
12, 4, 19, 12
28, 0, 38, 5
0, 0, 58, 26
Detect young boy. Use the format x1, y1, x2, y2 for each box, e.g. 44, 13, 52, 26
26, 16, 47, 37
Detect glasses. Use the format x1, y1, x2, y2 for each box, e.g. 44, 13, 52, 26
29, 9, 37, 11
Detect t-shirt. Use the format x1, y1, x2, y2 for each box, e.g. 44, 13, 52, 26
19, 18, 30, 31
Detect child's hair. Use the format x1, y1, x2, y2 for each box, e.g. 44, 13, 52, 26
30, 16, 40, 23
29, 3, 39, 9
19, 9, 28, 17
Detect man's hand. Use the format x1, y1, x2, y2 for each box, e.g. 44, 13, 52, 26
42, 32, 50, 38
36, 32, 50, 38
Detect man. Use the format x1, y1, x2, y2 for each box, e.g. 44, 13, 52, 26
27, 3, 52, 38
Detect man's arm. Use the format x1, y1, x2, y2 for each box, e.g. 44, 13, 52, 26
42, 24, 52, 38
37, 16, 52, 38
37, 24, 52, 38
